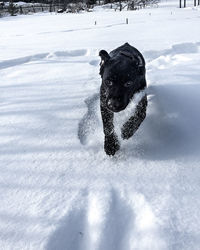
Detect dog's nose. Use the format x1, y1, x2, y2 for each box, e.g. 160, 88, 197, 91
107, 97, 122, 110
113, 100, 121, 108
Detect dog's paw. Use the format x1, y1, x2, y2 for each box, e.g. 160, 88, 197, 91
104, 133, 120, 156
121, 123, 134, 140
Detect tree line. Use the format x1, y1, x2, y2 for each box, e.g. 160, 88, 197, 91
0, 0, 158, 17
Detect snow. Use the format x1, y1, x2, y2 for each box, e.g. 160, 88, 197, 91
0, 1, 200, 249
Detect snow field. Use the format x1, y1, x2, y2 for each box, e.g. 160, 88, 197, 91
0, 2, 200, 249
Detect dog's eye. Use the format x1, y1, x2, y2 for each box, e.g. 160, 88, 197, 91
124, 81, 134, 87
105, 80, 113, 87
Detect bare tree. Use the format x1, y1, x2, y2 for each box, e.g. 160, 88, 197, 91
8, 0, 18, 15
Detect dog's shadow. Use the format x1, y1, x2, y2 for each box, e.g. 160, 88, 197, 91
78, 83, 200, 161
124, 83, 200, 161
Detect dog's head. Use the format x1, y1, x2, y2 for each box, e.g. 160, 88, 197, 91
99, 49, 145, 112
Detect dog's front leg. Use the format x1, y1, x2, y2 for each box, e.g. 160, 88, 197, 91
121, 94, 147, 140
101, 105, 120, 156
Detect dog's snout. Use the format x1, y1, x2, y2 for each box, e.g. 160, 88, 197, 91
116, 97, 122, 102
113, 99, 121, 108
107, 96, 124, 112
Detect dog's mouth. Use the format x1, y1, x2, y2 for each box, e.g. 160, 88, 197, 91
109, 107, 125, 113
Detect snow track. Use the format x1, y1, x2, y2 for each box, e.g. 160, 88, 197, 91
46, 188, 165, 250
0, 49, 89, 70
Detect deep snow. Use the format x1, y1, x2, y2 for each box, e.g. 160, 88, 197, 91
0, 1, 200, 250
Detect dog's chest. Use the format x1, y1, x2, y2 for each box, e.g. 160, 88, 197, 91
113, 90, 146, 135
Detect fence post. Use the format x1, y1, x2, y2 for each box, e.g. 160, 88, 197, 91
179, 0, 182, 8
126, 18, 128, 24
20, 6, 23, 14
184, 0, 186, 7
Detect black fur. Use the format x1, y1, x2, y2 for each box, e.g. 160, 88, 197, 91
99, 43, 148, 156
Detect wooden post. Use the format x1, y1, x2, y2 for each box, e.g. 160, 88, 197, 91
194, 0, 196, 6
179, 0, 182, 8
126, 18, 128, 24
184, 0, 186, 7
119, 0, 122, 11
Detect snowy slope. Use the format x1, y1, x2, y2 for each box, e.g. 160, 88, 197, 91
0, 1, 200, 250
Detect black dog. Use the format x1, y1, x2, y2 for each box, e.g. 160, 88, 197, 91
99, 43, 147, 156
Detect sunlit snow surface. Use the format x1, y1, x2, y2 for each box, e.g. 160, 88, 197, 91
0, 1, 200, 249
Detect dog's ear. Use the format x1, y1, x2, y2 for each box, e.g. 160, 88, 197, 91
138, 65, 145, 75
99, 50, 110, 76
133, 55, 145, 75
99, 50, 110, 65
